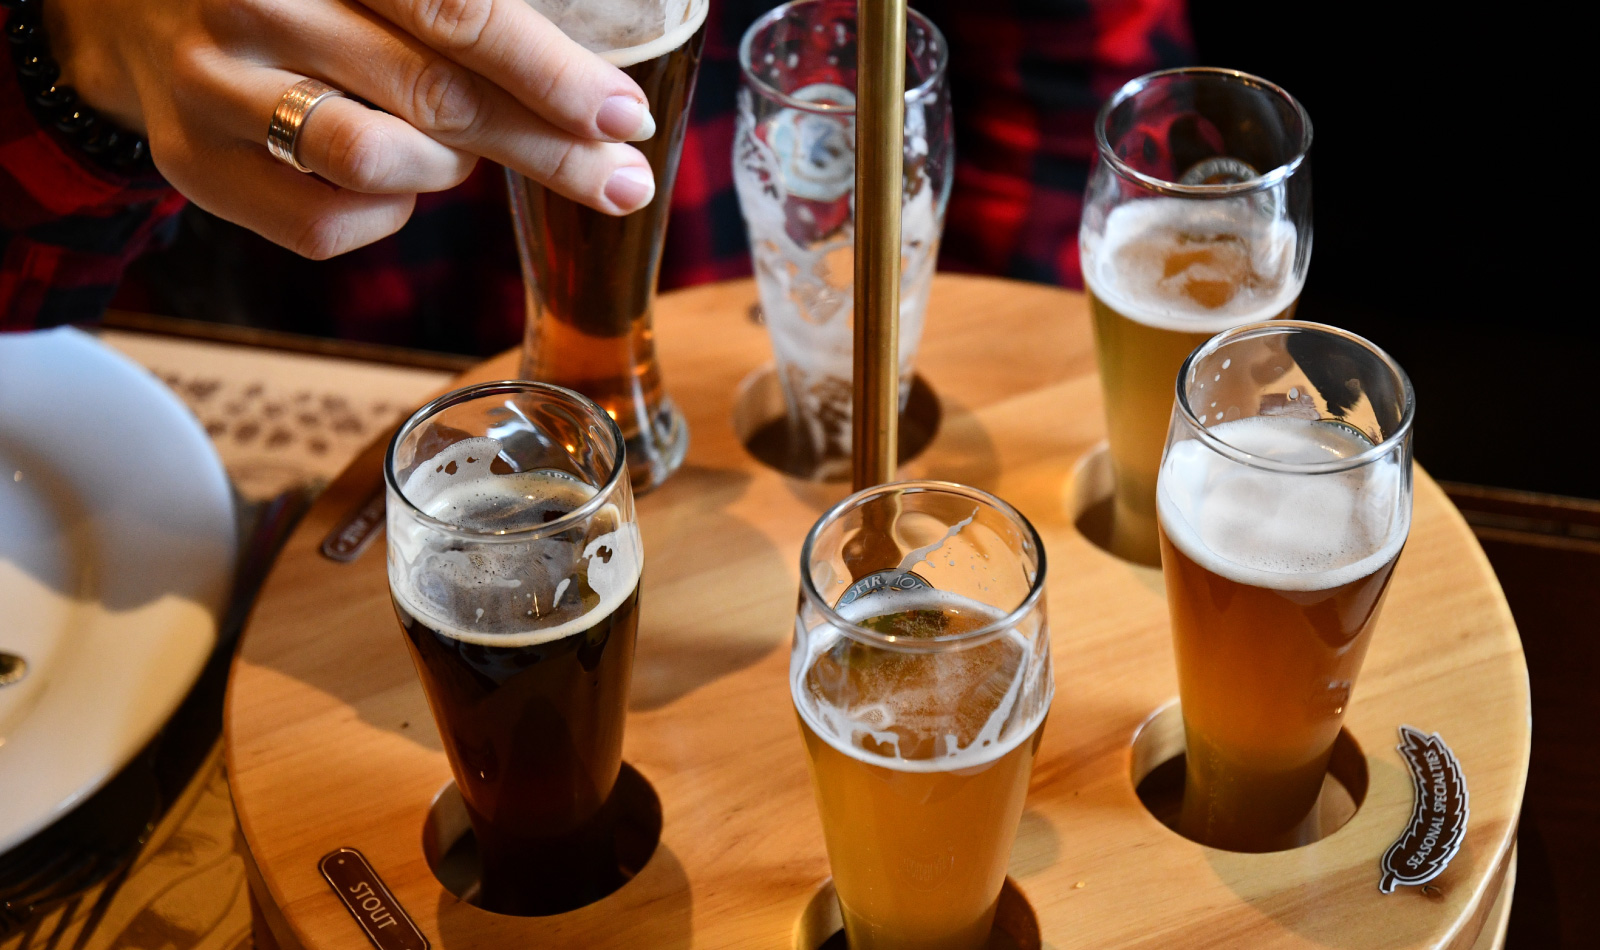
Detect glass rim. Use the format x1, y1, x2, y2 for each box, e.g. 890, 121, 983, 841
1094, 66, 1313, 199
738, 0, 949, 116
597, 0, 709, 68
798, 480, 1048, 652
383, 380, 629, 542
1173, 320, 1416, 475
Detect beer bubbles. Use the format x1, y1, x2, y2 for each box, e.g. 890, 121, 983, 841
527, 0, 707, 64
390, 436, 641, 645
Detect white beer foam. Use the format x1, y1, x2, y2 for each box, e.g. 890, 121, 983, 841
1157, 416, 1409, 592
390, 438, 641, 648
794, 589, 1049, 774
1083, 196, 1302, 333
527, 0, 708, 67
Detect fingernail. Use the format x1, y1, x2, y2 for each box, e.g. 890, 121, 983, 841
597, 96, 656, 142
604, 165, 655, 213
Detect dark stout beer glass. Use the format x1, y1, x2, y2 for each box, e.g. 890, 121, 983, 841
793, 482, 1053, 949
385, 381, 642, 914
1156, 322, 1413, 852
511, 0, 709, 493
1081, 68, 1312, 565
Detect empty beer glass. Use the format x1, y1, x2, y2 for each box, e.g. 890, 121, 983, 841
1157, 321, 1413, 851
1082, 68, 1313, 564
793, 481, 1052, 949
386, 382, 642, 913
735, 0, 952, 480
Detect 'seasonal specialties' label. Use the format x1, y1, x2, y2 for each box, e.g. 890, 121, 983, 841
1379, 726, 1469, 894
320, 848, 429, 950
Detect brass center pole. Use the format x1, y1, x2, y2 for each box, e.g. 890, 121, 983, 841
851, 0, 906, 492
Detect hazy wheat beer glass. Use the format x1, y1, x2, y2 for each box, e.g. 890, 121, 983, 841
385, 382, 643, 914
1156, 321, 1413, 852
1081, 68, 1312, 565
511, 0, 709, 493
793, 482, 1053, 950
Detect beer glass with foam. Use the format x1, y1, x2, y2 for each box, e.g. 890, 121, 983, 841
734, 0, 952, 480
1081, 68, 1313, 565
793, 482, 1053, 949
385, 381, 643, 914
511, 0, 709, 493
1156, 322, 1414, 852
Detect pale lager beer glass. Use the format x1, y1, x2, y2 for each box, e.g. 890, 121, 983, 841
1156, 321, 1413, 852
386, 382, 643, 913
793, 481, 1053, 949
1081, 68, 1312, 564
512, 0, 709, 493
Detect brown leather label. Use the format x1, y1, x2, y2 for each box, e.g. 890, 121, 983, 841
322, 489, 385, 562
1379, 725, 1469, 893
319, 848, 428, 950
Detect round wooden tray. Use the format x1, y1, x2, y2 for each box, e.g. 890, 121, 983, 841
226, 276, 1528, 949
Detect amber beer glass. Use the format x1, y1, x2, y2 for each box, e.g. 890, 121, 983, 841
793, 482, 1053, 950
1081, 68, 1313, 565
510, 0, 709, 493
1156, 321, 1414, 852
385, 382, 642, 914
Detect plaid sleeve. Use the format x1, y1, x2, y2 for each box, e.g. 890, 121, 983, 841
1, 9, 184, 330
926, 0, 1194, 289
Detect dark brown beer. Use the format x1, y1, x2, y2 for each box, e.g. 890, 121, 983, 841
390, 473, 642, 915
514, 4, 707, 486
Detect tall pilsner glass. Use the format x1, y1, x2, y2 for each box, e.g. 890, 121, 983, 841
1081, 68, 1312, 565
386, 381, 642, 914
793, 481, 1053, 950
735, 0, 952, 480
1157, 321, 1414, 852
511, 0, 708, 493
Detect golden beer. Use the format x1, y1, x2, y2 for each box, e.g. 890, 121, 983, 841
1084, 196, 1302, 565
1157, 415, 1407, 852
794, 594, 1048, 950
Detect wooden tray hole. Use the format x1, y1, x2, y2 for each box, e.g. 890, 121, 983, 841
733, 366, 941, 481
1130, 701, 1370, 850
420, 763, 662, 916
1065, 442, 1140, 565
793, 877, 1040, 950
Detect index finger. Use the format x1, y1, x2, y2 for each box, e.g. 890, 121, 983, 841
356, 0, 657, 142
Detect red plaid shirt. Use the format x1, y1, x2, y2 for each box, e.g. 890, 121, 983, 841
2, 1, 1191, 348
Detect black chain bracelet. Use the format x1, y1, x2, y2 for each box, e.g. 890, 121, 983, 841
3, 0, 152, 172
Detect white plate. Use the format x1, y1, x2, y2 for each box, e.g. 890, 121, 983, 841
0, 327, 235, 852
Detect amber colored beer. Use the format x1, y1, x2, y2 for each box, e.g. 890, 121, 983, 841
513, 1, 707, 488
1157, 416, 1406, 852
1084, 196, 1302, 565
794, 594, 1047, 950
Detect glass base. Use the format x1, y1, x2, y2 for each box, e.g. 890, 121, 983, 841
626, 395, 689, 494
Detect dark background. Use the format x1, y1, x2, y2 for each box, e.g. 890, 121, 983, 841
1188, 3, 1591, 501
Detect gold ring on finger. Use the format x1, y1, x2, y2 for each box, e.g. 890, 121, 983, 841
267, 78, 346, 173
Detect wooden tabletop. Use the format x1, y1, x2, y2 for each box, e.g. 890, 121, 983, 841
225, 275, 1528, 949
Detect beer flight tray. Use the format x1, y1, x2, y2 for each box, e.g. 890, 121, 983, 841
225, 276, 1527, 950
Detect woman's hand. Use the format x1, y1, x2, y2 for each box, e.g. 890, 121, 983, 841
43, 0, 659, 258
